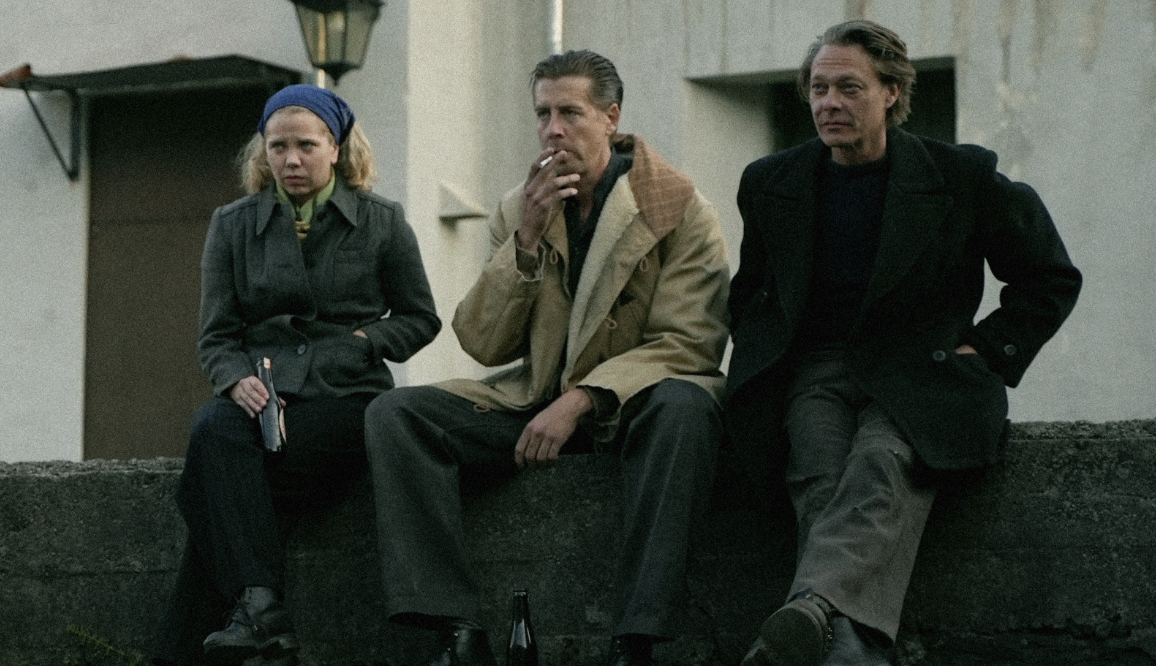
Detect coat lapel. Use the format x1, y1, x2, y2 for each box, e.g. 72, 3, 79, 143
561, 135, 695, 370
761, 141, 822, 325
863, 129, 953, 307
567, 177, 649, 366
254, 186, 318, 319
541, 206, 569, 262
326, 178, 361, 228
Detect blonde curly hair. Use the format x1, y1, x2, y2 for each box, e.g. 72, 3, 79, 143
239, 106, 377, 194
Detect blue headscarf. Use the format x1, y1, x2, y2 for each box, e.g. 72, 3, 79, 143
257, 84, 356, 144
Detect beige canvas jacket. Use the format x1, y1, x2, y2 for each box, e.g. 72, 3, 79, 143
437, 135, 729, 440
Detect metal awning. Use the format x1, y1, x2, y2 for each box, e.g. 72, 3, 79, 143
0, 55, 302, 181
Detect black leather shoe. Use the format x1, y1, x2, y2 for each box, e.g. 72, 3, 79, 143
740, 594, 833, 666
203, 587, 299, 664
605, 634, 653, 666
425, 625, 497, 666
251, 654, 299, 666
824, 616, 890, 666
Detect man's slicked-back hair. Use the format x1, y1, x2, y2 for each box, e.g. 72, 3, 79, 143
531, 49, 624, 110
798, 20, 917, 127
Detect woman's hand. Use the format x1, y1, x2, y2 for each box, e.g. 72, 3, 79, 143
229, 375, 269, 418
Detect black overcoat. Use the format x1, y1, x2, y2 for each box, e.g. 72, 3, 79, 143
725, 128, 1081, 471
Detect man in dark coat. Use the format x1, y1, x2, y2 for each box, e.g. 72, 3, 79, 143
726, 20, 1081, 666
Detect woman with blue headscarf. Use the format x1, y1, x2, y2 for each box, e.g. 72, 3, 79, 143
153, 85, 440, 666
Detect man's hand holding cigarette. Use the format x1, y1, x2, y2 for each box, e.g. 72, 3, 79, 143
517, 148, 579, 252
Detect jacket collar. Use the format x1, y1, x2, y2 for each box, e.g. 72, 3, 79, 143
768, 138, 825, 199
564, 135, 697, 368
882, 126, 945, 192
255, 175, 360, 235
614, 134, 694, 242
754, 139, 824, 322
540, 135, 692, 252
327, 177, 361, 227
766, 126, 944, 196
862, 127, 952, 305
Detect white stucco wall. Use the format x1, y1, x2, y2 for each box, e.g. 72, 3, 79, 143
0, 0, 549, 460
945, 1, 1156, 422
1, 0, 1151, 461
0, 97, 88, 463
562, 0, 1155, 423
388, 0, 550, 386
0, 0, 310, 461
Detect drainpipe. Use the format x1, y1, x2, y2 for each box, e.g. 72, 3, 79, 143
548, 0, 563, 54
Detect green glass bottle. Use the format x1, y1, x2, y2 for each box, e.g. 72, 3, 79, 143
506, 589, 538, 666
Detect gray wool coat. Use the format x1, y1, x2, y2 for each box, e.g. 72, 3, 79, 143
197, 177, 440, 399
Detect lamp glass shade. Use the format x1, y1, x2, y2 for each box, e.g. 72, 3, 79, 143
293, 0, 382, 82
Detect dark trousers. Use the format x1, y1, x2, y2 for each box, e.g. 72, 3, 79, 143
783, 350, 936, 642
152, 394, 373, 665
364, 379, 722, 640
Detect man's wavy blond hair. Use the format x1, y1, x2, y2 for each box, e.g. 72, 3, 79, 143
239, 106, 377, 194
797, 20, 916, 128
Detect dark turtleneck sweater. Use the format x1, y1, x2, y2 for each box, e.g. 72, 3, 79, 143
795, 153, 891, 349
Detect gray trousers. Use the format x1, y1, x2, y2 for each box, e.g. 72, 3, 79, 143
364, 379, 721, 639
783, 350, 936, 641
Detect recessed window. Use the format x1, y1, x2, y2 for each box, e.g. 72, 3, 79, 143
769, 60, 956, 150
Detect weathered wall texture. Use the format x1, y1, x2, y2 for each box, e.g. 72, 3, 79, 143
0, 0, 310, 462
2, 0, 1152, 461
563, 0, 1155, 425
385, 0, 549, 388
1, 421, 1153, 665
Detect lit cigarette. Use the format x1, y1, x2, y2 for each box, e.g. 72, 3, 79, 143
538, 155, 554, 169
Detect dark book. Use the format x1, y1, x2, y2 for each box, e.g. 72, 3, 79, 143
256, 357, 286, 453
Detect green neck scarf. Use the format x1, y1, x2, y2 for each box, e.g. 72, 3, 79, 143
275, 173, 337, 241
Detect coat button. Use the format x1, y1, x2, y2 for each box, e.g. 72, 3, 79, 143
932, 350, 947, 362
297, 344, 308, 355
1003, 344, 1017, 356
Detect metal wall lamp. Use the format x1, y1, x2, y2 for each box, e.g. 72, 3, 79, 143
289, 0, 383, 85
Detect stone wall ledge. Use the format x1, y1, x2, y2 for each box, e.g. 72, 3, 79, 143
1, 420, 1153, 666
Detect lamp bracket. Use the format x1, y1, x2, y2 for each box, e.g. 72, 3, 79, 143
21, 86, 80, 182
293, 0, 381, 12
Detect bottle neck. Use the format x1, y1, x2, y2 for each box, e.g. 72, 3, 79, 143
511, 590, 530, 621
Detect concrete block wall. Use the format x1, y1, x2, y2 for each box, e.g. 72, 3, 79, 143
0, 420, 1153, 666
